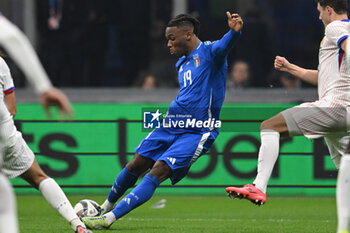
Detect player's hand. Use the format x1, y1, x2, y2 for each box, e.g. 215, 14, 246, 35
274, 56, 291, 72
226, 11, 243, 32
40, 88, 73, 118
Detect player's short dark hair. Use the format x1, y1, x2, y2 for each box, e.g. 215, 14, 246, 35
167, 14, 200, 36
315, 0, 348, 14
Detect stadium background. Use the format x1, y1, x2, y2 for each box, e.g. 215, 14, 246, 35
0, 0, 343, 196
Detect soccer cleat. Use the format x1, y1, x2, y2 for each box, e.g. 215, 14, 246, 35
75, 225, 93, 233
339, 230, 349, 233
225, 184, 266, 206
81, 215, 110, 230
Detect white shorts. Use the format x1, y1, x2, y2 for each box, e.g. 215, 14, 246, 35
2, 131, 35, 178
281, 100, 350, 168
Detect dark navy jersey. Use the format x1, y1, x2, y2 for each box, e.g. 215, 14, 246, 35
166, 29, 241, 134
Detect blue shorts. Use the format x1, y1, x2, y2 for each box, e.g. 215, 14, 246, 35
135, 128, 217, 184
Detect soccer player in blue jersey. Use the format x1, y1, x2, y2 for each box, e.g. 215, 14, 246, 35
82, 11, 243, 229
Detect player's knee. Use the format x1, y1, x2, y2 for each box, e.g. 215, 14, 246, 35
126, 154, 155, 175
126, 163, 142, 175
149, 162, 172, 183
260, 120, 273, 131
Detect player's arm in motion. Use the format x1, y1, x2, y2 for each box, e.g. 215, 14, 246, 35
274, 56, 318, 86
276, 33, 349, 87
211, 12, 243, 58
0, 57, 91, 233
0, 15, 72, 117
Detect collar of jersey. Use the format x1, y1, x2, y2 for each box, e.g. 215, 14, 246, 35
183, 41, 203, 60
341, 19, 350, 22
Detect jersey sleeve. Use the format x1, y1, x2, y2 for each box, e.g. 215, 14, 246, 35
0, 15, 52, 94
0, 57, 15, 94
210, 29, 241, 60
325, 21, 349, 49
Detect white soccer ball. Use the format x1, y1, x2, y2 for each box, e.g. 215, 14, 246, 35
74, 199, 101, 217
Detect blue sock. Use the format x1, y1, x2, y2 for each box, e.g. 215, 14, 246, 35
112, 173, 160, 219
107, 167, 139, 203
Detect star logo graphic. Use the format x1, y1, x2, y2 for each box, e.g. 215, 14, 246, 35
143, 109, 162, 129
151, 109, 162, 122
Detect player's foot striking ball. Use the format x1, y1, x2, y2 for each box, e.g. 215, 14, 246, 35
82, 215, 109, 230
91, 11, 244, 229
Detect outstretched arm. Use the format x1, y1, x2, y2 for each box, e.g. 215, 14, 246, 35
0, 16, 72, 117
274, 56, 318, 86
211, 12, 243, 58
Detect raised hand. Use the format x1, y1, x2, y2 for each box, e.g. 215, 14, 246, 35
274, 56, 291, 72
40, 88, 73, 118
226, 11, 243, 32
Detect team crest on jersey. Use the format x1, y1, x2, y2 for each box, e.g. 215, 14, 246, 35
193, 54, 200, 67
204, 41, 212, 45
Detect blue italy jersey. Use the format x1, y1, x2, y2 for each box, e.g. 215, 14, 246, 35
165, 29, 241, 134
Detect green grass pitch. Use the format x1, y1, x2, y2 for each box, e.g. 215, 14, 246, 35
17, 194, 337, 233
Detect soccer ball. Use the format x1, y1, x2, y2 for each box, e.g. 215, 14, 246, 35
74, 199, 101, 217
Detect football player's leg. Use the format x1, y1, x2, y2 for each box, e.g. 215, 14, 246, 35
252, 113, 286, 193
226, 113, 286, 204
20, 159, 88, 232
84, 161, 171, 229
102, 129, 170, 213
110, 161, 170, 220
102, 153, 155, 213
336, 141, 350, 233
0, 173, 18, 233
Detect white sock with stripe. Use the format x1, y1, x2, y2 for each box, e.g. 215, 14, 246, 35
39, 177, 85, 230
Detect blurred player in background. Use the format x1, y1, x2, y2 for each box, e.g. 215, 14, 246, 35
81, 12, 243, 229
0, 145, 18, 233
0, 12, 72, 117
227, 1, 350, 232
0, 57, 91, 233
